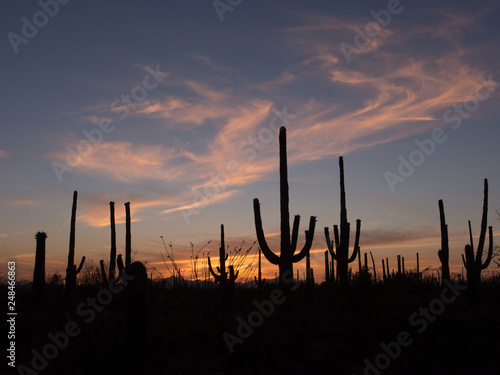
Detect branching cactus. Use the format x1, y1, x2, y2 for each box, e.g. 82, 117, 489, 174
208, 224, 239, 286
65, 191, 85, 298
33, 231, 47, 306
461, 179, 494, 301
437, 199, 451, 283
324, 157, 360, 284
253, 126, 316, 286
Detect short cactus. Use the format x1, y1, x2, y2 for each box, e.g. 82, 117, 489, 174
33, 231, 47, 306
461, 179, 493, 302
437, 199, 451, 283
208, 224, 239, 286
324, 157, 360, 284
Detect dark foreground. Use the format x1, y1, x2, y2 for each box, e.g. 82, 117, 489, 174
4, 279, 500, 375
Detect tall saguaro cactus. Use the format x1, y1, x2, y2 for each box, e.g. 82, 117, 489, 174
125, 202, 132, 268
65, 191, 85, 297
208, 224, 239, 286
100, 201, 118, 284
253, 126, 316, 286
461, 179, 493, 301
438, 199, 450, 283
324, 157, 360, 284
437, 199, 451, 283
33, 231, 47, 306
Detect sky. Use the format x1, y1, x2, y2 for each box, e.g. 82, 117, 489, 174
1, 0, 499, 282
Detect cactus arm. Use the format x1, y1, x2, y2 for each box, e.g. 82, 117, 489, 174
117, 254, 125, 275
468, 221, 474, 252
324, 227, 337, 260
229, 266, 239, 282
253, 198, 280, 265
461, 254, 468, 270
348, 219, 361, 263
292, 216, 316, 263
290, 215, 300, 254
207, 256, 222, 282
481, 226, 494, 269
475, 179, 488, 264
76, 256, 85, 275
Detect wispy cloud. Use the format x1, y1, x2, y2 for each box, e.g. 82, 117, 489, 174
6, 197, 39, 206
45, 4, 499, 227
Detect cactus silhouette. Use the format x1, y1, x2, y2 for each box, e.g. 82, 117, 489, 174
64, 191, 85, 298
125, 202, 132, 268
208, 224, 239, 286
253, 126, 316, 286
254, 247, 263, 289
437, 199, 451, 283
461, 179, 494, 302
324, 250, 329, 284
100, 201, 117, 284
33, 231, 47, 306
324, 157, 360, 284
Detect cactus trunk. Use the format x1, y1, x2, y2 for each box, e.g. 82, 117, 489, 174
65, 191, 85, 298
125, 202, 132, 268
33, 231, 47, 306
437, 199, 451, 283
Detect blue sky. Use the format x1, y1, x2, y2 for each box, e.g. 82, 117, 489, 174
1, 0, 499, 281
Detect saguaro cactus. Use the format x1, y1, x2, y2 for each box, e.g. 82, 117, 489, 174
253, 126, 316, 286
208, 224, 239, 286
437, 199, 451, 283
33, 231, 47, 306
100, 201, 118, 284
324, 157, 360, 284
65, 191, 85, 297
461, 179, 493, 301
125, 202, 132, 268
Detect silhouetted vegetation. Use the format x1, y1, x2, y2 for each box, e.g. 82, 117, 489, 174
8, 127, 499, 375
